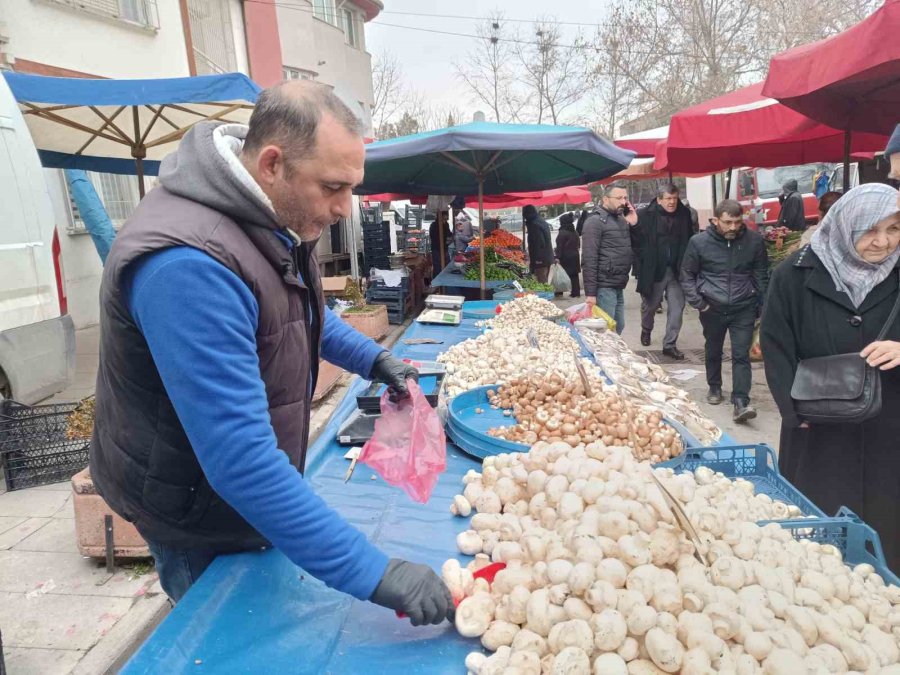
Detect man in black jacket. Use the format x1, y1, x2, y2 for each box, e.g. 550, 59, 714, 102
776, 179, 806, 231
632, 184, 694, 357
523, 204, 554, 283
582, 183, 638, 334
680, 199, 769, 423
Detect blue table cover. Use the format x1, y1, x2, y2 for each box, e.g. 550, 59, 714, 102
123, 302, 731, 674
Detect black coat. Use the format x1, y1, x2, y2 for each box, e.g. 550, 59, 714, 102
632, 199, 695, 296
429, 219, 452, 271
680, 227, 769, 310
525, 218, 554, 268
554, 223, 580, 272
581, 208, 634, 293
777, 190, 806, 231
761, 245, 900, 570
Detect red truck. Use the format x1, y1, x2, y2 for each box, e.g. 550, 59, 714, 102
733, 162, 857, 229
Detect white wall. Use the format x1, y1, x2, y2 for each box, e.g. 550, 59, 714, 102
2, 0, 190, 78
45, 170, 104, 329
276, 1, 375, 134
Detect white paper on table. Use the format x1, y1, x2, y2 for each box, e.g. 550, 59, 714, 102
666, 368, 703, 382
343, 447, 362, 460
370, 268, 404, 287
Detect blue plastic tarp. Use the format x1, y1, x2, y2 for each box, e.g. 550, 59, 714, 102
3, 71, 260, 176
122, 305, 729, 674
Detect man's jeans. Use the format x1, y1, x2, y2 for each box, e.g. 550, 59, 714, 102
698, 303, 756, 405
640, 268, 686, 349
596, 288, 625, 335
147, 540, 219, 603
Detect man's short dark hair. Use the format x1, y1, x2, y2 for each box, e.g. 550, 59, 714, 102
714, 199, 743, 219
818, 191, 842, 216
603, 182, 627, 198
659, 183, 679, 197
243, 81, 362, 161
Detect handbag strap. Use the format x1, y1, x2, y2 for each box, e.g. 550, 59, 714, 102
875, 277, 900, 341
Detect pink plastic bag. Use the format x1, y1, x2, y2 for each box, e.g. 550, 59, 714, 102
359, 380, 446, 503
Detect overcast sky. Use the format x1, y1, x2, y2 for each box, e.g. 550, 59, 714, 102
366, 0, 605, 120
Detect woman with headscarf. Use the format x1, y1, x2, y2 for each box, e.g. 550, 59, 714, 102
761, 183, 900, 569
554, 212, 581, 298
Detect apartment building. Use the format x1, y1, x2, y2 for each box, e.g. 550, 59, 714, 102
0, 0, 382, 328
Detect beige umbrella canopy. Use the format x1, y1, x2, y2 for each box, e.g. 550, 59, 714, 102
4, 71, 260, 196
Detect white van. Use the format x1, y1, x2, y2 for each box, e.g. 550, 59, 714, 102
0, 75, 74, 402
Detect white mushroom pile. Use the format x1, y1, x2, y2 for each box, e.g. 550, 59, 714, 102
438, 298, 581, 398
577, 327, 722, 446
485, 376, 683, 462
447, 441, 900, 675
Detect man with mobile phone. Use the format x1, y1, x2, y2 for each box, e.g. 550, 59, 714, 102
581, 182, 639, 334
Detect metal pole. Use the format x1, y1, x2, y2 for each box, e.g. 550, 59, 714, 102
479, 178, 486, 299
724, 168, 734, 199
438, 210, 447, 270
135, 157, 146, 199
104, 514, 115, 574
711, 173, 719, 205
843, 128, 852, 193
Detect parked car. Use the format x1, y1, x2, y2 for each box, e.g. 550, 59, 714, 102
0, 75, 74, 402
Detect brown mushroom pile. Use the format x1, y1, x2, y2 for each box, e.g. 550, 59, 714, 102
486, 375, 683, 463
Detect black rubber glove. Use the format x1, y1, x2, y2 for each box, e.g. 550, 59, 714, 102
370, 351, 419, 402
370, 559, 454, 626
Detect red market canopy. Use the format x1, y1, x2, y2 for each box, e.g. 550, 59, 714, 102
362, 187, 589, 210
657, 82, 887, 174
615, 126, 669, 158
762, 0, 900, 136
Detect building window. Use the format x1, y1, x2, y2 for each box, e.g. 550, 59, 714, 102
66, 172, 141, 234
44, 0, 159, 29
283, 67, 317, 81
343, 9, 358, 48
186, 0, 239, 75
312, 0, 338, 26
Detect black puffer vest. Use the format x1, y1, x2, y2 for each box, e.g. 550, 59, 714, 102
90, 187, 324, 550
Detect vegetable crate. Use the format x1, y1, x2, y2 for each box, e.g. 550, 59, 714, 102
769, 507, 900, 586
0, 400, 89, 491
656, 444, 825, 518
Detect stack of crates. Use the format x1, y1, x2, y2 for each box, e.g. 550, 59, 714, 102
366, 277, 412, 324
363, 221, 391, 274
0, 400, 88, 491
399, 205, 430, 255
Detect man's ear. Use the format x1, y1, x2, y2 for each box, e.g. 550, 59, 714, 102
255, 145, 285, 188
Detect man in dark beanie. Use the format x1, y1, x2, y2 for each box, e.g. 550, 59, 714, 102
776, 179, 806, 231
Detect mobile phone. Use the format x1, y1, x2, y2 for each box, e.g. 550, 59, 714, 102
622, 203, 632, 216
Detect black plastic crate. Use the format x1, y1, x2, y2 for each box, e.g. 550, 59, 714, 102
0, 400, 79, 455
2, 439, 89, 491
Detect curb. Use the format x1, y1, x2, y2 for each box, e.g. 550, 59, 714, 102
73, 592, 170, 675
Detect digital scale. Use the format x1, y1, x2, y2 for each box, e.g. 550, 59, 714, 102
417, 294, 465, 325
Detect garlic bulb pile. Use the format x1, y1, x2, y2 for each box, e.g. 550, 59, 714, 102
578, 327, 722, 446
486, 376, 683, 463
448, 442, 900, 675
439, 299, 580, 398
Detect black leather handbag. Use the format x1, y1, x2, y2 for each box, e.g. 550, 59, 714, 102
791, 285, 900, 425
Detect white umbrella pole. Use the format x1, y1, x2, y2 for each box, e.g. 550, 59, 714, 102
479, 177, 486, 299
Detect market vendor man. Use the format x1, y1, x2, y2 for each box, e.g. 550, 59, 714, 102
90, 80, 454, 625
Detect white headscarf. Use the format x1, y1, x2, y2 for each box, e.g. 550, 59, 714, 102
810, 183, 900, 308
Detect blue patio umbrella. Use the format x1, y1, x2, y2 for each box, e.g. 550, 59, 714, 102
358, 121, 634, 292
3, 71, 261, 196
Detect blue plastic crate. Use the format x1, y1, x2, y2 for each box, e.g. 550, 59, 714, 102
771, 507, 900, 586
657, 444, 825, 518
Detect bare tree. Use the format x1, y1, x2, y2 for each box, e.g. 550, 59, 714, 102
515, 20, 587, 125
597, 0, 881, 125
371, 50, 404, 132
454, 12, 522, 122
